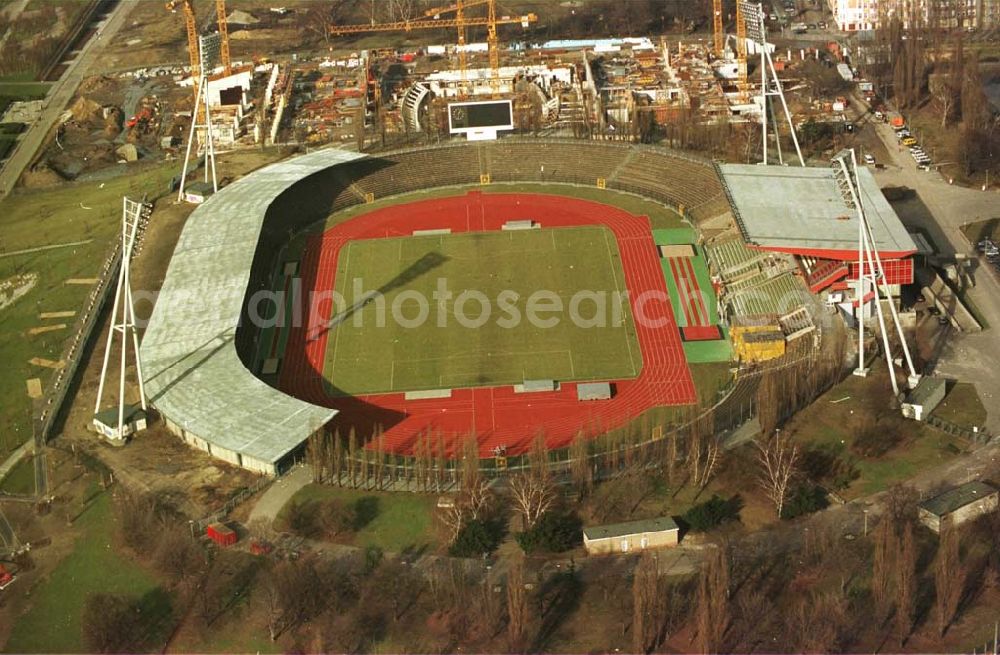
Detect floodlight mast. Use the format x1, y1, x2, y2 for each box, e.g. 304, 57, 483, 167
94, 197, 149, 439
178, 34, 220, 202
832, 149, 919, 394
741, 1, 803, 166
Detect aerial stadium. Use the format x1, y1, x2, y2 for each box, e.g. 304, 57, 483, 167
140, 138, 915, 476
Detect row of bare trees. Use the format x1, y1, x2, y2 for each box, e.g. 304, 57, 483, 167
871, 488, 966, 647
867, 4, 998, 178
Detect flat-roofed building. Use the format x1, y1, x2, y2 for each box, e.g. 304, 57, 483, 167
583, 517, 679, 555
918, 481, 999, 533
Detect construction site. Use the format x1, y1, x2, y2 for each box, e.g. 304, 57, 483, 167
15, 0, 875, 188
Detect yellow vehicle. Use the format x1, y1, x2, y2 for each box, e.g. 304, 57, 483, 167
901, 136, 918, 146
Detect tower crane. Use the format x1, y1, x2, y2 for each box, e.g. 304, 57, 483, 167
329, 1, 536, 88
422, 0, 507, 82
736, 1, 748, 96
215, 0, 231, 76
164, 0, 233, 83
165, 0, 200, 81
713, 0, 724, 57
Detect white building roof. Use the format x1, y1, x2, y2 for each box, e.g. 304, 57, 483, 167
141, 148, 366, 465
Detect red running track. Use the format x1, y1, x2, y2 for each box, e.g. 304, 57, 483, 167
278, 192, 695, 457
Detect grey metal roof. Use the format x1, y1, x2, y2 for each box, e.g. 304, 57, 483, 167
718, 164, 917, 256
919, 481, 998, 517
140, 148, 367, 465
577, 382, 612, 400
583, 516, 678, 540
907, 376, 946, 405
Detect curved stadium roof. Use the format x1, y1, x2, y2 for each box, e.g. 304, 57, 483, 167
140, 148, 366, 469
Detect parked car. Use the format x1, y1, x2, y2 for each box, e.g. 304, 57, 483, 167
863, 154, 876, 164
901, 136, 918, 146
818, 20, 828, 29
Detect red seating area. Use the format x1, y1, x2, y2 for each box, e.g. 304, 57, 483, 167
278, 192, 696, 458
805, 259, 850, 293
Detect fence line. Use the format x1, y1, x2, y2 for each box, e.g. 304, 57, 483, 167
926, 414, 992, 445
191, 475, 274, 533
31, 242, 122, 447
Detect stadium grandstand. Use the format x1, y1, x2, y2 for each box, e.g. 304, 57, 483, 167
140, 139, 912, 475
140, 139, 732, 474
717, 164, 917, 295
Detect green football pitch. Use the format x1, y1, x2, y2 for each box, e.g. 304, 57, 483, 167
322, 226, 643, 395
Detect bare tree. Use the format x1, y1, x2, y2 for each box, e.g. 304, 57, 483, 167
508, 434, 555, 530
755, 432, 799, 518
306, 429, 329, 483
872, 517, 896, 619
331, 429, 343, 486
506, 559, 529, 651
262, 557, 328, 641
569, 431, 592, 498
895, 523, 916, 646
687, 411, 703, 485
153, 527, 206, 582
695, 546, 729, 653
632, 551, 661, 654
82, 593, 139, 653
666, 432, 678, 486
755, 369, 782, 437
790, 590, 849, 652
441, 435, 495, 544
699, 436, 721, 489
934, 525, 965, 637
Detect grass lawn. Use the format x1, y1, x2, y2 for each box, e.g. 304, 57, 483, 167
4, 493, 163, 653
689, 361, 733, 406
278, 484, 439, 553
961, 217, 1000, 245
0, 82, 50, 97
0, 454, 34, 495
0, 162, 177, 458
782, 372, 969, 500
324, 226, 642, 395
932, 381, 988, 427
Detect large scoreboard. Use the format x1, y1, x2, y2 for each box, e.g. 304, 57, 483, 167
447, 100, 514, 140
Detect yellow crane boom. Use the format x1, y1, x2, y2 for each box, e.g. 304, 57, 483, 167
713, 0, 724, 57
328, 14, 535, 36
165, 0, 200, 79
165, 0, 233, 80
216, 0, 231, 75
329, 1, 536, 87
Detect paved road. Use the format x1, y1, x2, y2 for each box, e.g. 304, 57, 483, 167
0, 0, 136, 198
866, 116, 1000, 433
247, 464, 313, 525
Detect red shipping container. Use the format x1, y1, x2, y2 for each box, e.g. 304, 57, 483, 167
206, 522, 237, 547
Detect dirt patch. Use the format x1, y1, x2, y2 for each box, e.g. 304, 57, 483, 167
0, 273, 37, 312
19, 165, 64, 189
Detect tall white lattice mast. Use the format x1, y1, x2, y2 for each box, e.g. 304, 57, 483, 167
94, 197, 151, 438
832, 149, 919, 395
740, 0, 803, 166
178, 33, 221, 202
